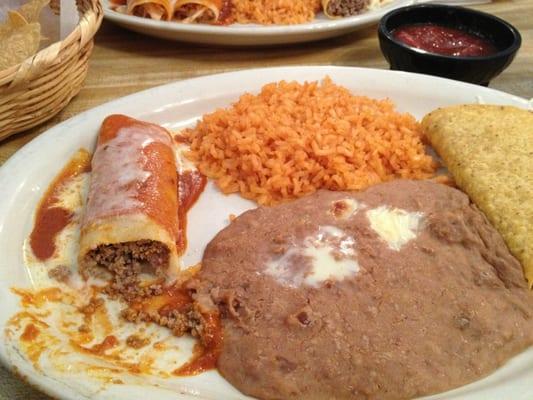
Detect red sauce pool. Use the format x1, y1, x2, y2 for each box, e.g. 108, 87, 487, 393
173, 134, 188, 144
176, 170, 207, 254
393, 23, 497, 57
173, 311, 223, 376
21, 323, 40, 342
158, 285, 194, 316
172, 135, 208, 254
30, 150, 91, 260
72, 335, 119, 356
144, 281, 223, 376
132, 282, 223, 376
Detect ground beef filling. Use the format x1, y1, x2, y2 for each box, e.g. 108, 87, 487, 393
125, 334, 151, 349
121, 302, 207, 340
84, 240, 169, 302
85, 240, 213, 350
327, 0, 370, 16
48, 265, 71, 282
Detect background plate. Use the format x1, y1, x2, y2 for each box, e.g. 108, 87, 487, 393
102, 0, 412, 45
0, 66, 531, 400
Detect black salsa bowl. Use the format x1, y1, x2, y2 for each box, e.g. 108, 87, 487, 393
378, 4, 522, 86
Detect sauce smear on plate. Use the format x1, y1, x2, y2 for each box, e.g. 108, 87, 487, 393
29, 150, 91, 260
177, 170, 207, 254
173, 311, 223, 376
393, 23, 497, 57
129, 281, 223, 376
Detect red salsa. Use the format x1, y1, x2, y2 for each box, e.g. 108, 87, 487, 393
393, 23, 497, 57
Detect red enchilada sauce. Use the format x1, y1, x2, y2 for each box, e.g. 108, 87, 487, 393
30, 142, 205, 260
21, 323, 41, 342
176, 170, 207, 254
29, 135, 212, 375
30, 150, 91, 260
74, 335, 119, 355
393, 24, 497, 57
131, 282, 222, 376
174, 311, 222, 376
152, 285, 223, 376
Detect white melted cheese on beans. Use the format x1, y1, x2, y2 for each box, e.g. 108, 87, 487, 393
366, 206, 423, 251
83, 126, 172, 224
265, 226, 359, 288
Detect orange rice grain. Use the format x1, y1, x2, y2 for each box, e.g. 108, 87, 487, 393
184, 78, 437, 205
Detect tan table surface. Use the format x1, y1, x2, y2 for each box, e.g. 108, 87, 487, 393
0, 0, 532, 398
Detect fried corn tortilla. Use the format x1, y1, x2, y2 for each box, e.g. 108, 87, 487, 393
0, 22, 41, 71
422, 105, 532, 287
17, 0, 49, 23
7, 10, 29, 27
0, 0, 48, 70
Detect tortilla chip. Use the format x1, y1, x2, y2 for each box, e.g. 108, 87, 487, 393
8, 10, 29, 27
18, 0, 50, 23
0, 10, 22, 36
0, 22, 41, 70
422, 105, 533, 288
0, 0, 49, 70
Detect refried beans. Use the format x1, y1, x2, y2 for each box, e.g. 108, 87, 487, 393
189, 180, 533, 400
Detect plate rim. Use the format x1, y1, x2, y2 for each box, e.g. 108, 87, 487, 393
0, 65, 529, 181
0, 65, 531, 400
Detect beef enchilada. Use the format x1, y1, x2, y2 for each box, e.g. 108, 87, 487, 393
79, 114, 180, 300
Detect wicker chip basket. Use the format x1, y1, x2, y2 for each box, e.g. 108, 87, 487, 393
0, 0, 103, 140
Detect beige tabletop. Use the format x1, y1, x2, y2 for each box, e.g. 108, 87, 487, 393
0, 0, 532, 398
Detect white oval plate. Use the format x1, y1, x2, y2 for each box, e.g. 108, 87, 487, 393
0, 67, 531, 400
102, 0, 412, 45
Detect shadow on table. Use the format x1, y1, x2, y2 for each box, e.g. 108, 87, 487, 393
93, 20, 381, 67
0, 365, 54, 400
